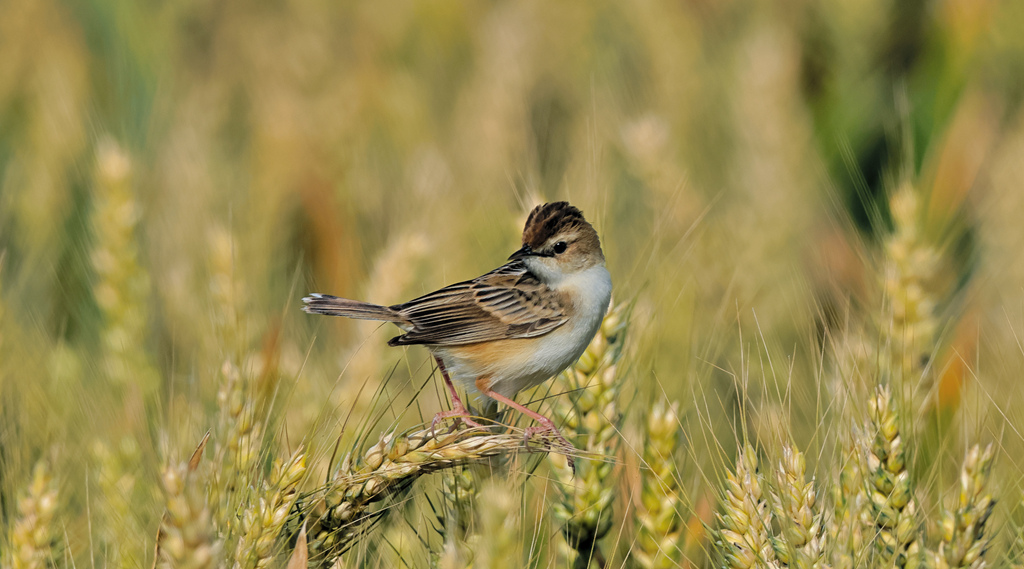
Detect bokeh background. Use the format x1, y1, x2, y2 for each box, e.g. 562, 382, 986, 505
3, 0, 1024, 566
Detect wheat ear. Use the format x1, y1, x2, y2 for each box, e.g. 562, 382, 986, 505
864, 385, 922, 568
158, 461, 221, 569
634, 399, 684, 569
548, 304, 626, 568
305, 426, 551, 566
7, 462, 58, 569
829, 439, 867, 569
929, 444, 995, 569
771, 445, 827, 569
233, 448, 308, 569
717, 443, 780, 569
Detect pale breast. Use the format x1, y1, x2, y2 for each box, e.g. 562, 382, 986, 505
435, 264, 612, 400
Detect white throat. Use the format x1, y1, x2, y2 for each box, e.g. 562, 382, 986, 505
545, 262, 613, 334
564, 263, 613, 321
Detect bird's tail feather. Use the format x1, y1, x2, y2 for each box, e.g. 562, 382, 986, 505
302, 293, 404, 322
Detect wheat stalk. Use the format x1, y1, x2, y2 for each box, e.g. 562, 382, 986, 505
929, 444, 995, 569
209, 360, 264, 536
304, 426, 551, 567
771, 445, 828, 569
880, 183, 940, 406
829, 439, 867, 569
158, 461, 221, 569
634, 399, 684, 569
468, 481, 520, 569
233, 448, 308, 569
438, 465, 484, 565
91, 437, 147, 569
6, 462, 58, 569
864, 385, 922, 568
1009, 496, 1024, 569
717, 442, 780, 569
91, 137, 158, 394
207, 225, 250, 357
89, 138, 160, 567
547, 304, 626, 568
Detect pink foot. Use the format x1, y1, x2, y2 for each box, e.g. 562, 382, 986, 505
430, 402, 485, 439
523, 417, 576, 472
479, 387, 577, 472
430, 355, 485, 438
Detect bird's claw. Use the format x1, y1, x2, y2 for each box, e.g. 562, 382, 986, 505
429, 405, 485, 440
522, 419, 576, 474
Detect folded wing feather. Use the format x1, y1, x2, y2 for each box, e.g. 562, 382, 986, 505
388, 261, 567, 346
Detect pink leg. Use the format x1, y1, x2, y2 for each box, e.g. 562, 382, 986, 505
430, 356, 484, 437
480, 388, 576, 471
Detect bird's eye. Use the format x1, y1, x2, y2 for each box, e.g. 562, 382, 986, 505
553, 241, 567, 254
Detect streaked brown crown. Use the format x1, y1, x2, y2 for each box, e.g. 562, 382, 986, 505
521, 202, 589, 249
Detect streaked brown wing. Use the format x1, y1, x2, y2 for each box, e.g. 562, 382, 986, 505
387, 261, 567, 346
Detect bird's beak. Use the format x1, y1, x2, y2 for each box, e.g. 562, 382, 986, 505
508, 244, 534, 261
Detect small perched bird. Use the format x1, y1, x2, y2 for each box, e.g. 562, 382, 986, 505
303, 202, 612, 460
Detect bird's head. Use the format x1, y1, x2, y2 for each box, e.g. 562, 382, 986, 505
508, 202, 605, 285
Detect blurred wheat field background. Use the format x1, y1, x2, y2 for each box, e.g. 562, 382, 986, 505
3, 0, 1024, 567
